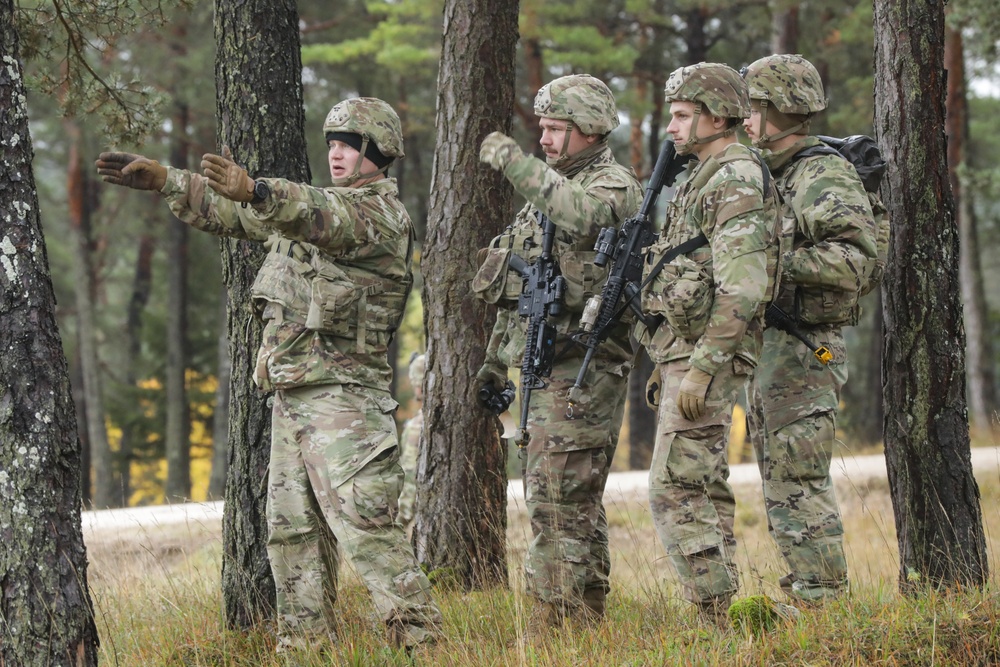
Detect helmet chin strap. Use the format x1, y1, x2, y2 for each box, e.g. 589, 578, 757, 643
331, 136, 390, 186
676, 102, 736, 156
546, 123, 576, 166
752, 100, 812, 148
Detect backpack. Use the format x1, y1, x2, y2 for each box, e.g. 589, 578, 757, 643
796, 134, 889, 297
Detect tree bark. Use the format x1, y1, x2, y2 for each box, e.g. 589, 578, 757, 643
164, 101, 192, 502
873, 0, 988, 591
770, 1, 800, 54
0, 1, 100, 660
415, 0, 518, 589
945, 24, 997, 435
215, 0, 310, 628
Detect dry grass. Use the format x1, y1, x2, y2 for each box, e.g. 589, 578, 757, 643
85, 448, 1000, 666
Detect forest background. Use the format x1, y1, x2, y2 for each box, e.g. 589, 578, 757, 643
19, 0, 1000, 509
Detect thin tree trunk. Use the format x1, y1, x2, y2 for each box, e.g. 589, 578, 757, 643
770, 2, 800, 54
165, 102, 191, 502
215, 0, 310, 628
0, 2, 100, 659
415, 0, 518, 589
119, 233, 155, 503
873, 0, 988, 591
65, 117, 117, 508
209, 289, 231, 499
945, 24, 998, 435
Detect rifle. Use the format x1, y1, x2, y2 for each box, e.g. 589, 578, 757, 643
569, 139, 693, 399
506, 212, 567, 448
764, 303, 832, 365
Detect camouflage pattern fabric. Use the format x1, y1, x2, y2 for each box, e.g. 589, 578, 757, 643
520, 356, 627, 619
161, 161, 441, 648
648, 358, 750, 604
534, 74, 620, 135
323, 97, 405, 157
744, 135, 871, 602
640, 141, 777, 610
268, 384, 441, 647
742, 54, 827, 116
747, 326, 849, 601
477, 133, 641, 618
396, 408, 421, 529
641, 142, 777, 373
765, 136, 877, 326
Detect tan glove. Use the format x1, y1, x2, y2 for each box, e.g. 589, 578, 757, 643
201, 146, 254, 202
95, 152, 167, 191
479, 131, 522, 171
676, 366, 714, 422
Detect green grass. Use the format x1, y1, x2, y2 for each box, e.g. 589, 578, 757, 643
86, 452, 1000, 666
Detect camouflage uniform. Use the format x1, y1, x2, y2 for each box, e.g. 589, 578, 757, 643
742, 55, 877, 603
640, 64, 779, 615
473, 75, 641, 624
162, 99, 441, 650
397, 354, 425, 530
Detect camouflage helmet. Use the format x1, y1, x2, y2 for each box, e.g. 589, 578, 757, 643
664, 62, 751, 120
534, 74, 620, 136
322, 97, 404, 158
742, 54, 827, 115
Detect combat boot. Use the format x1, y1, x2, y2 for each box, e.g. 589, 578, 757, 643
694, 595, 733, 631
524, 600, 563, 646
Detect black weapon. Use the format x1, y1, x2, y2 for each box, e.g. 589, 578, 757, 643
506, 212, 566, 447
569, 139, 693, 398
764, 303, 833, 365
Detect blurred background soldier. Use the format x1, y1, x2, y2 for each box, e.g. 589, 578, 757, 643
639, 63, 779, 626
397, 352, 426, 534
742, 54, 877, 605
473, 74, 641, 636
96, 97, 441, 654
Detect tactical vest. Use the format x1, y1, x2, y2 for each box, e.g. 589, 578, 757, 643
250, 234, 412, 352
472, 203, 608, 314
642, 148, 780, 345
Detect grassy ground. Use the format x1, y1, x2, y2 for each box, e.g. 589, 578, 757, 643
86, 448, 1000, 666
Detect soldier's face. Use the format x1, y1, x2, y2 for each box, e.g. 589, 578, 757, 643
328, 140, 378, 184
666, 101, 698, 145
744, 104, 773, 143
538, 118, 596, 160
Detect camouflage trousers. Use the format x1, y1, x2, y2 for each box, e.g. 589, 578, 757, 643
267, 384, 442, 650
396, 410, 422, 531
648, 357, 751, 605
521, 356, 628, 620
747, 326, 849, 602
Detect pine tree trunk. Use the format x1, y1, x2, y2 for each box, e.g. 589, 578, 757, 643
165, 102, 192, 502
0, 2, 100, 659
214, 0, 311, 628
415, 0, 518, 589
66, 119, 117, 508
770, 2, 800, 54
209, 291, 231, 499
873, 0, 988, 591
945, 24, 998, 434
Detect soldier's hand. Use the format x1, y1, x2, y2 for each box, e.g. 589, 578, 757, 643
676, 366, 713, 421
202, 146, 254, 202
476, 362, 508, 390
95, 152, 167, 191
479, 132, 522, 172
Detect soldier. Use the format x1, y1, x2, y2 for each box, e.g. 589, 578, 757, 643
472, 75, 641, 633
95, 98, 442, 654
741, 54, 877, 605
397, 352, 425, 534
638, 63, 780, 625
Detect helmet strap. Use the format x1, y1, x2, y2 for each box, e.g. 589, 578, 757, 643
753, 100, 812, 148
331, 136, 391, 187
548, 123, 577, 166
678, 103, 735, 155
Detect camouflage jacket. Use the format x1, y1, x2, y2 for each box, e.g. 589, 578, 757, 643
477, 143, 642, 373
162, 167, 412, 396
764, 136, 876, 326
641, 142, 778, 374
